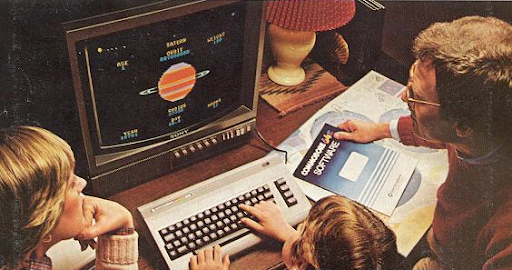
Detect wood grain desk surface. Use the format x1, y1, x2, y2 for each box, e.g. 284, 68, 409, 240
109, 99, 329, 270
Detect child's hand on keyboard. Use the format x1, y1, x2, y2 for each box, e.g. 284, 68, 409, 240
240, 201, 298, 242
190, 245, 230, 270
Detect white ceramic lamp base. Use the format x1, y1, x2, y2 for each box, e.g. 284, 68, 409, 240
267, 23, 316, 86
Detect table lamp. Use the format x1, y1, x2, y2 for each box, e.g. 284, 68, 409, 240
265, 0, 355, 86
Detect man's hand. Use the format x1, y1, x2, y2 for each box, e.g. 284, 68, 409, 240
240, 201, 298, 243
77, 196, 134, 240
334, 120, 391, 143
190, 245, 230, 270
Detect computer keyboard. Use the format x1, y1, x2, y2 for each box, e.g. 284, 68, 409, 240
137, 153, 311, 270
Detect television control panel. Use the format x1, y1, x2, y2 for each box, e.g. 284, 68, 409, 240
171, 120, 255, 168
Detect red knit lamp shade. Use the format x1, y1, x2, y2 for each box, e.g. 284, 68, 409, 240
266, 0, 356, 31
265, 0, 355, 86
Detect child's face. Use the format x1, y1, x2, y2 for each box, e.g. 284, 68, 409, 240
51, 172, 90, 241
282, 232, 300, 270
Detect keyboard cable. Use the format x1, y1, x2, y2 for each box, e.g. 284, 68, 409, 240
255, 129, 288, 164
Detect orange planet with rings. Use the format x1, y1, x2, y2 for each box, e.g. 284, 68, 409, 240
138, 62, 209, 101
158, 62, 197, 102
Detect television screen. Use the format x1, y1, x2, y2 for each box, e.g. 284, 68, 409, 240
74, 2, 246, 151
65, 0, 264, 195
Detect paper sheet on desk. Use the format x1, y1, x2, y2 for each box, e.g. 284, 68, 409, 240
273, 71, 449, 256
47, 239, 95, 270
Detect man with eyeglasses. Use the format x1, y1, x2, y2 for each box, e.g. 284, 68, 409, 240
334, 16, 511, 270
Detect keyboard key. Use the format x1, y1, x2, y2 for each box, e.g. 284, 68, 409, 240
287, 197, 298, 206
279, 184, 290, 192
177, 246, 187, 254
164, 234, 175, 242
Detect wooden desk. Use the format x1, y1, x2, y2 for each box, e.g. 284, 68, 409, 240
109, 99, 329, 270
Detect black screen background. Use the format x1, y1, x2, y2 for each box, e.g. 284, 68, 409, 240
76, 3, 246, 149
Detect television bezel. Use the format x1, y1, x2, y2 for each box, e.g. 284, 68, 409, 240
64, 0, 264, 179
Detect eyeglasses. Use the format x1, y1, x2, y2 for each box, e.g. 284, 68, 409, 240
406, 86, 440, 107
405, 61, 441, 107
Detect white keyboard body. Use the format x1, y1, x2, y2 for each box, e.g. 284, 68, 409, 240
137, 153, 311, 270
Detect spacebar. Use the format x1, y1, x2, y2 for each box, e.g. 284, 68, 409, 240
219, 230, 252, 247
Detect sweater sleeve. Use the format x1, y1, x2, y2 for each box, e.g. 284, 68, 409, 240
397, 116, 446, 149
480, 199, 512, 270
96, 231, 139, 270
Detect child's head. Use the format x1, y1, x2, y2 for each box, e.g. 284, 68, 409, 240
283, 195, 399, 270
0, 126, 74, 268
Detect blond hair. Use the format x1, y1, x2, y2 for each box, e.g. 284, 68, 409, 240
413, 16, 512, 140
0, 126, 74, 269
292, 195, 398, 270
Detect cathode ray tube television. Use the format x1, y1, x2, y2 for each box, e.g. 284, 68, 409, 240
64, 0, 265, 197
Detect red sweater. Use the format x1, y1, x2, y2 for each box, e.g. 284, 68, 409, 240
397, 116, 512, 270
